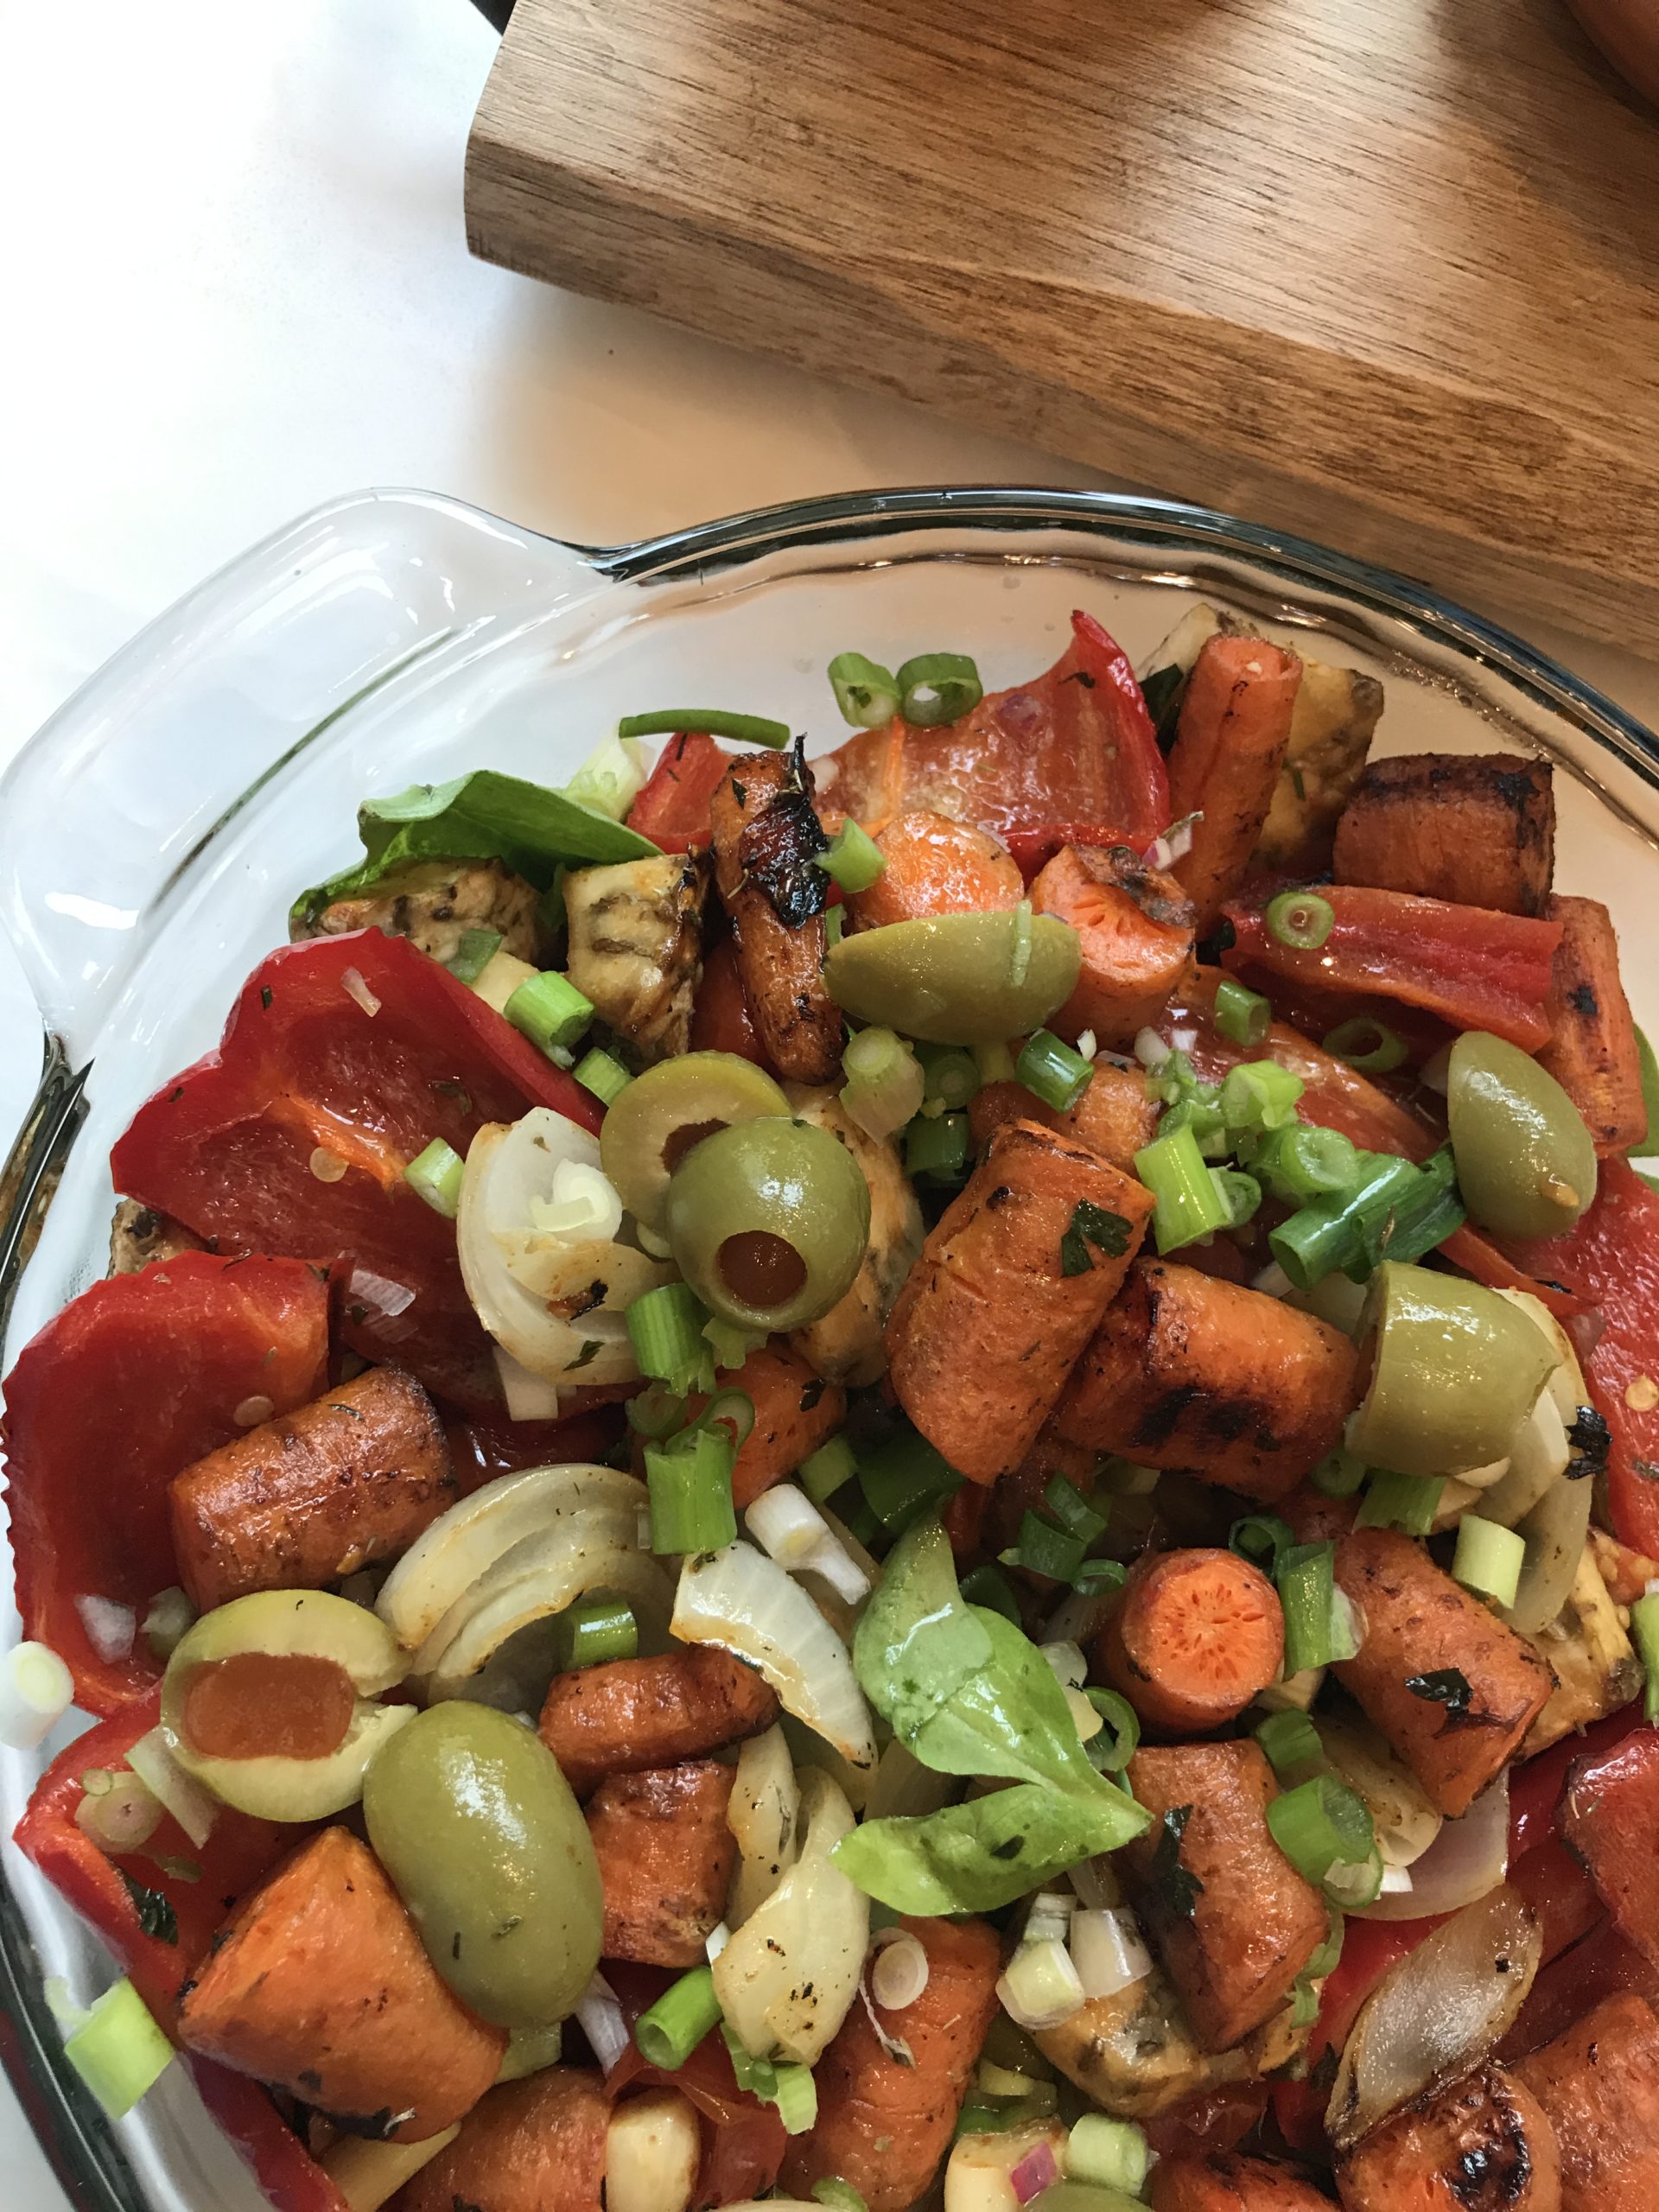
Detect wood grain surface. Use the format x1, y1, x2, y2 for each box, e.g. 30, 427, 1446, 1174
466, 0, 1659, 651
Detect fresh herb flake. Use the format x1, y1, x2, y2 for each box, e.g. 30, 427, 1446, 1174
1059, 1200, 1134, 1277
119, 1870, 179, 1946
1149, 1804, 1204, 1920
1405, 1668, 1474, 1721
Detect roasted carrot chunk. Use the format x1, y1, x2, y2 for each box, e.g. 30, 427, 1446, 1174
1150, 2149, 1337, 2209
1336, 2063, 1561, 2212
1330, 1528, 1554, 1819
586, 1760, 737, 1968
1030, 842, 1197, 1047
1562, 1727, 1659, 1970
779, 1915, 1000, 2212
176, 1827, 505, 2139
1122, 1742, 1327, 2052
969, 1062, 1160, 1174
885, 1120, 1154, 1484
1535, 896, 1645, 1156
1514, 1992, 1659, 2211
168, 1365, 455, 1610
681, 1339, 845, 1509
844, 810, 1023, 931
538, 1645, 778, 1797
1096, 1548, 1285, 1738
1166, 636, 1303, 931
396, 2066, 612, 2212
1054, 1261, 1358, 1502
1332, 753, 1555, 917
709, 747, 842, 1083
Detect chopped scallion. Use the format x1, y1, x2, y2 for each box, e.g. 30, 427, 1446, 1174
858, 1427, 962, 1531
1276, 1541, 1356, 1674
1312, 1445, 1368, 1497
1255, 1708, 1323, 1779
799, 1434, 858, 1507
1266, 1774, 1376, 1889
618, 709, 790, 747
1017, 1028, 1093, 1115
905, 1109, 969, 1184
1220, 1058, 1304, 1135
446, 927, 504, 986
811, 2180, 869, 2212
1324, 1016, 1408, 1073
895, 651, 982, 728
1045, 1475, 1109, 1547
1213, 978, 1272, 1048
559, 1599, 638, 1669
563, 731, 650, 821
403, 1138, 465, 1220
61, 1979, 173, 2120
918, 1043, 982, 1110
1632, 1591, 1659, 1724
572, 1046, 632, 1106
504, 969, 594, 1058
1452, 1514, 1526, 1610
817, 819, 887, 893
645, 1427, 737, 1554
1065, 2112, 1150, 2197
771, 2060, 818, 2134
827, 653, 899, 729
627, 1282, 716, 1396
1212, 1166, 1262, 1227
1254, 1123, 1360, 1205
842, 1026, 925, 1141
1134, 1124, 1233, 1252
959, 1563, 1022, 1621
1001, 1510, 1087, 1584
1229, 1514, 1295, 1575
1264, 889, 1336, 950
634, 1964, 723, 2069
1084, 1686, 1140, 1771
1356, 1469, 1445, 1537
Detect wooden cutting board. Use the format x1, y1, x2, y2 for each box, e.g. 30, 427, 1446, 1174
466, 0, 1659, 654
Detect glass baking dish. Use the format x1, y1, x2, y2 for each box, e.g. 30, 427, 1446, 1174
2, 484, 1656, 2212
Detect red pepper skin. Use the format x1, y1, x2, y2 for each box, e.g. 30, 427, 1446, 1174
814, 612, 1169, 848
11, 1694, 295, 2033
1508, 1837, 1605, 1965
186, 2058, 346, 2212
626, 732, 732, 853
1497, 1916, 1659, 2063
1270, 1914, 1449, 2153
110, 932, 601, 1414
1508, 1704, 1644, 1858
443, 1402, 626, 1493
1001, 822, 1135, 882
602, 1963, 786, 2207
688, 937, 774, 1071
1223, 886, 1563, 1052
1509, 1158, 1659, 1554
3, 1253, 331, 1712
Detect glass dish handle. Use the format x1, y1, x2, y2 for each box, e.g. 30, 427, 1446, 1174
0, 490, 607, 1058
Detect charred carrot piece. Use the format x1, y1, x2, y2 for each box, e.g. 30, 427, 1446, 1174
396, 2066, 612, 2212
683, 1340, 844, 1510
1122, 1742, 1327, 2052
844, 810, 1023, 931
538, 1645, 778, 1798
1029, 842, 1198, 1047
1150, 2150, 1338, 2209
1054, 1260, 1358, 1502
968, 1062, 1160, 1174
885, 1120, 1155, 1484
1336, 2063, 1561, 2212
1514, 1992, 1659, 2211
1329, 1528, 1554, 1819
1096, 1548, 1285, 1738
176, 1827, 505, 2139
779, 1914, 1000, 2212
585, 1760, 737, 1967
1332, 753, 1555, 918
1166, 636, 1303, 931
1562, 1727, 1659, 1971
709, 747, 842, 1084
168, 1365, 455, 1610
1535, 895, 1645, 1156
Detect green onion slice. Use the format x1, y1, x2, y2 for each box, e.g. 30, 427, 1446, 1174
958, 1562, 1022, 1622
1324, 1016, 1409, 1073
1312, 1445, 1368, 1498
1229, 1514, 1296, 1575
645, 1427, 737, 1554
1214, 978, 1272, 1048
504, 969, 595, 1058
1264, 890, 1337, 950
817, 820, 887, 894
1017, 1028, 1093, 1115
1631, 1590, 1659, 1724
1000, 1510, 1087, 1584
627, 1282, 716, 1397
1356, 1469, 1445, 1537
634, 1964, 723, 2069
827, 652, 901, 729
799, 1434, 858, 1506
905, 1110, 970, 1184
572, 1046, 632, 1106
403, 1138, 465, 1220
1266, 1774, 1376, 1886
1134, 1124, 1233, 1253
1255, 1708, 1323, 1778
446, 927, 504, 986
618, 709, 791, 747
895, 652, 983, 728
858, 1426, 962, 1531
559, 1599, 638, 1669
1452, 1513, 1526, 1610
918, 1043, 982, 1110
1084, 1686, 1141, 1771
1045, 1474, 1109, 1546
61, 1980, 173, 2120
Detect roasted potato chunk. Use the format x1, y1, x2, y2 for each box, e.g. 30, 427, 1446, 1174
108, 1198, 205, 1276
1522, 1541, 1642, 1756
785, 1086, 925, 1386
292, 856, 546, 966
563, 850, 709, 1066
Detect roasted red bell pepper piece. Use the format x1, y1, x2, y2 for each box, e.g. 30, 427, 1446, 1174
3, 1253, 331, 1712
603, 1962, 786, 2207
813, 611, 1169, 848
1508, 1836, 1605, 1966
110, 932, 601, 1415
1507, 1158, 1659, 1554
12, 1693, 296, 2032
626, 731, 734, 853
688, 937, 774, 1071
1508, 1703, 1643, 1857
1497, 1916, 1659, 2062
187, 2058, 346, 2212
1270, 1913, 1449, 2152
1001, 822, 1137, 881
443, 1401, 626, 1492
1223, 886, 1563, 1052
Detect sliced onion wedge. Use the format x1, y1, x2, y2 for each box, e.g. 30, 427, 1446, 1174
1325, 1883, 1541, 2150
1359, 1773, 1508, 1923
672, 1542, 877, 1769
458, 1110, 671, 1386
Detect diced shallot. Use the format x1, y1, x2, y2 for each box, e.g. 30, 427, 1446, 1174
575, 1971, 631, 2075
1009, 2138, 1061, 2204
1070, 1907, 1153, 2001
340, 966, 381, 1018
869, 1929, 930, 2011
73, 1597, 135, 1665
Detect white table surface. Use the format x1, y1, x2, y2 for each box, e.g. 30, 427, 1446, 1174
2, 1, 1657, 2202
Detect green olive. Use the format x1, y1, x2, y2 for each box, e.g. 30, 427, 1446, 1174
664, 1116, 870, 1331
362, 1701, 601, 2029
1347, 1261, 1559, 1479
1446, 1033, 1598, 1239
600, 1052, 790, 1232
160, 1590, 411, 1822
823, 911, 1081, 1046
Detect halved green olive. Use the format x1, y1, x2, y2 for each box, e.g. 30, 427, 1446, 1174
823, 911, 1081, 1045
1347, 1261, 1559, 1479
664, 1116, 870, 1331
160, 1589, 410, 1821
362, 1701, 601, 2029
1446, 1033, 1598, 1239
600, 1052, 790, 1231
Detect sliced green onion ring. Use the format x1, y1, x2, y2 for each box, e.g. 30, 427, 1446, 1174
817, 820, 887, 893
1452, 1514, 1526, 1610
404, 1138, 465, 1220
1214, 977, 1272, 1047
828, 652, 901, 729
1017, 1028, 1093, 1114
1265, 890, 1336, 950
1084, 1686, 1141, 1771
1324, 1016, 1409, 1073
1266, 1774, 1376, 1887
895, 652, 983, 728
634, 1964, 723, 2068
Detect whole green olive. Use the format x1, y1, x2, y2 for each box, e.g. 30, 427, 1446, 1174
664, 1116, 871, 1331
600, 1052, 790, 1232
1446, 1032, 1599, 1239
362, 1701, 601, 2029
823, 911, 1081, 1046
1347, 1260, 1559, 1478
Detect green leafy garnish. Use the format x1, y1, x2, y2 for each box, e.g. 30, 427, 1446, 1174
1147, 1805, 1203, 1921
1404, 1668, 1474, 1722
1059, 1200, 1134, 1277
833, 1519, 1147, 1912
118, 1871, 178, 1946
290, 769, 659, 927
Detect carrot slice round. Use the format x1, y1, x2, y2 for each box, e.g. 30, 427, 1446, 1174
1096, 1547, 1285, 1736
